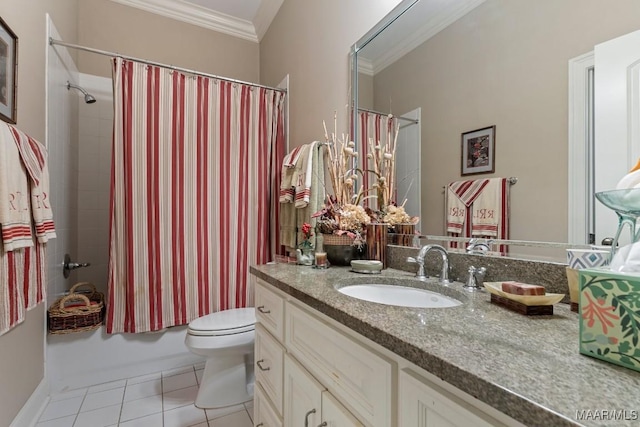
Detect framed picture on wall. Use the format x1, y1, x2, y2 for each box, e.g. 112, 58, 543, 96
0, 16, 17, 124
461, 125, 495, 176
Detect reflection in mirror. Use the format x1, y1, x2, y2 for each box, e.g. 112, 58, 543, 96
351, 0, 640, 262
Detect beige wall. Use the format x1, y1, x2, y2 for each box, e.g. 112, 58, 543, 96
77, 0, 260, 82
260, 0, 401, 148
372, 0, 640, 243
0, 2, 78, 425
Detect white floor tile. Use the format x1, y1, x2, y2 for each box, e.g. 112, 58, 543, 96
194, 361, 205, 370
163, 370, 197, 393
87, 379, 126, 394
73, 404, 121, 427
38, 396, 84, 422
126, 371, 161, 386
205, 403, 246, 420
120, 394, 163, 422
80, 387, 124, 412
118, 412, 163, 427
49, 388, 87, 402
163, 385, 199, 411
209, 410, 253, 427
163, 404, 207, 427
35, 415, 76, 427
123, 378, 162, 401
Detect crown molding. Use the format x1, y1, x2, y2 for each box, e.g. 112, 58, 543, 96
110, 0, 259, 43
358, 57, 374, 77
253, 0, 284, 41
372, 0, 485, 74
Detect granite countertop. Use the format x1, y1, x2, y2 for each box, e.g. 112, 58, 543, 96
250, 263, 640, 427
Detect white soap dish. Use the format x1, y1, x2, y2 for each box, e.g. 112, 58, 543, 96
350, 260, 383, 274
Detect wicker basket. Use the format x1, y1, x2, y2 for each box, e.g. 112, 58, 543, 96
48, 282, 105, 334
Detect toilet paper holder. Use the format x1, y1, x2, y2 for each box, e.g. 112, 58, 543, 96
63, 253, 91, 278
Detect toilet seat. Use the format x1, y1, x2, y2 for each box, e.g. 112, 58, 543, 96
187, 307, 255, 337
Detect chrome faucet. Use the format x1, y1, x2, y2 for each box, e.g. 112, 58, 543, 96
466, 238, 493, 254
464, 266, 487, 290
407, 244, 451, 284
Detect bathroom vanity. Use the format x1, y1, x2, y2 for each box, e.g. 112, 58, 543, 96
250, 263, 640, 427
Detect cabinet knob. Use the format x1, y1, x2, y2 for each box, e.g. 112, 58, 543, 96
256, 359, 270, 371
257, 305, 271, 314
304, 409, 316, 427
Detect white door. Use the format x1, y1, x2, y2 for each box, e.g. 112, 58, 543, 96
594, 29, 640, 245
395, 108, 421, 224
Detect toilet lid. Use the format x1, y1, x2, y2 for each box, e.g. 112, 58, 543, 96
188, 308, 255, 336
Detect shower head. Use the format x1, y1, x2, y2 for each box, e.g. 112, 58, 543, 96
66, 81, 96, 104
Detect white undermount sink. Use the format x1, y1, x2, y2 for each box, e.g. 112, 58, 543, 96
337, 284, 462, 308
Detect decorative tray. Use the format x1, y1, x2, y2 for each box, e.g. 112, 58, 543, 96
483, 282, 564, 306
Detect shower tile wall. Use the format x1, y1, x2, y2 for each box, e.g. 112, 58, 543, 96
76, 74, 113, 296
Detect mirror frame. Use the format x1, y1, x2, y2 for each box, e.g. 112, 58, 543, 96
350, 0, 419, 151
347, 0, 593, 263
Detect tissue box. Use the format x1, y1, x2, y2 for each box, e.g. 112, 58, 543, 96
579, 268, 640, 373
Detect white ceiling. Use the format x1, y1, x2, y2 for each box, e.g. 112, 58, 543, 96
109, 0, 283, 42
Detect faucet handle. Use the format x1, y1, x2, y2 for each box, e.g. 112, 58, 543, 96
406, 256, 418, 264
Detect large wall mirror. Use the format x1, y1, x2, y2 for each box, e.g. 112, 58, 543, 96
351, 0, 640, 261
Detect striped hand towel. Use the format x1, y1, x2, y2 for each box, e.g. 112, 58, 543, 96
0, 123, 33, 251
279, 145, 304, 203
295, 141, 318, 208
9, 125, 56, 243
446, 179, 489, 234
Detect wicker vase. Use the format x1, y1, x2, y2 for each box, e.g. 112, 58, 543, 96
322, 234, 364, 266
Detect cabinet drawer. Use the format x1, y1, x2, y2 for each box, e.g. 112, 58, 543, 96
255, 324, 284, 416
255, 280, 285, 342
285, 302, 392, 427
255, 382, 283, 427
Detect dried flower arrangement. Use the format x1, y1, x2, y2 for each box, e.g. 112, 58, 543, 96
313, 113, 370, 247
313, 111, 419, 245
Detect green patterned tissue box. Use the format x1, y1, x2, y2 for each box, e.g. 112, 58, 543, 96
579, 268, 640, 373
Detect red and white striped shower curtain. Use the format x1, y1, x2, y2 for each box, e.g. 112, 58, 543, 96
356, 110, 398, 209
107, 58, 285, 333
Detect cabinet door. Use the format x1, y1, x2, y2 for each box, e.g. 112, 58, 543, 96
284, 354, 323, 427
255, 382, 283, 427
321, 391, 364, 427
255, 324, 284, 416
399, 369, 501, 427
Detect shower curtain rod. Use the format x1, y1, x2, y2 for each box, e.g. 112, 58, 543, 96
49, 37, 287, 94
357, 107, 419, 124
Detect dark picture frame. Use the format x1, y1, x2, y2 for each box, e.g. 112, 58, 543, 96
0, 16, 17, 124
461, 125, 495, 176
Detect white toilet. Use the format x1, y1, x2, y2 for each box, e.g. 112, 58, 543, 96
185, 307, 256, 409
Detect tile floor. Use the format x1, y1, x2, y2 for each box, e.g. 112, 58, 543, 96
36, 363, 254, 427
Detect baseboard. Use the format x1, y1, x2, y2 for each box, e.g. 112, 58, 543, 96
11, 378, 49, 427
49, 353, 202, 393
